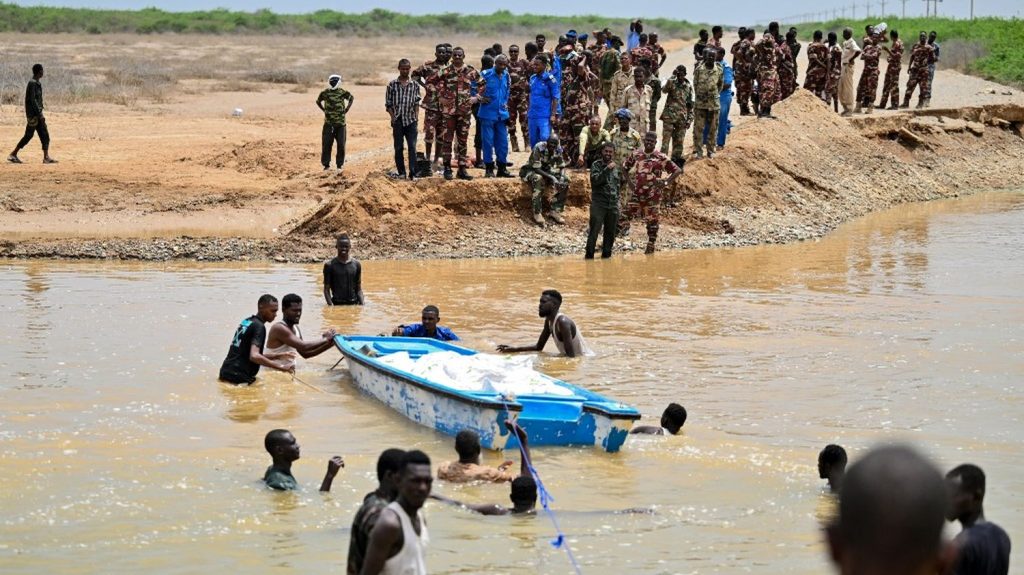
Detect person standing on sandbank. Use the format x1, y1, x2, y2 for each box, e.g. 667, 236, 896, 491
8, 64, 57, 165
316, 74, 354, 171
839, 28, 861, 117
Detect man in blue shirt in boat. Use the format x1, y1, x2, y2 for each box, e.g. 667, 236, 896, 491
391, 305, 460, 341
496, 289, 590, 357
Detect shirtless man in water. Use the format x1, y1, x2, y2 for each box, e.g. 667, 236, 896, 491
496, 289, 588, 357
265, 293, 337, 362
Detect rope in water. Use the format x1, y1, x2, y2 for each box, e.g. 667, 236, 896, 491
502, 395, 583, 575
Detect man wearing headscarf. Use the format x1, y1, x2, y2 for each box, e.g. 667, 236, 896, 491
315, 74, 354, 170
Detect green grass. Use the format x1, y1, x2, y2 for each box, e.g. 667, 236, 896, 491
0, 3, 699, 38
791, 17, 1024, 87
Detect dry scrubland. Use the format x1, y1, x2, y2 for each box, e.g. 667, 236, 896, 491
0, 33, 1023, 261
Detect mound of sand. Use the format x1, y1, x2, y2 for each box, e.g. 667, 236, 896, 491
194, 139, 315, 179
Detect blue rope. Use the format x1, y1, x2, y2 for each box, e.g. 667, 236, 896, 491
502, 396, 583, 574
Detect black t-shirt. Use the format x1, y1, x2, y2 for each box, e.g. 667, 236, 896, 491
324, 257, 362, 305
954, 521, 1011, 575
219, 315, 267, 383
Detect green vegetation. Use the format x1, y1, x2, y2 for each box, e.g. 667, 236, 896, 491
0, 3, 698, 38
792, 17, 1024, 87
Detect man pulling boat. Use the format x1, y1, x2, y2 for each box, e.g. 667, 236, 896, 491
496, 289, 591, 358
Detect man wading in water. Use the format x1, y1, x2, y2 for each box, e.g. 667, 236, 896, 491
219, 294, 295, 384
265, 294, 337, 365
497, 289, 590, 357
361, 450, 433, 575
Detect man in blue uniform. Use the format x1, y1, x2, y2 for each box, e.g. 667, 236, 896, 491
478, 55, 514, 178
527, 56, 560, 148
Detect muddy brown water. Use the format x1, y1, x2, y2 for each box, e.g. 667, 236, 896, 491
1, 191, 1022, 574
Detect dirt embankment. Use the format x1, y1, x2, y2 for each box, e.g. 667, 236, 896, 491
3, 90, 1024, 261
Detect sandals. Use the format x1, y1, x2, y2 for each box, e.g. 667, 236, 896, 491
43, 157, 58, 164
7, 155, 22, 164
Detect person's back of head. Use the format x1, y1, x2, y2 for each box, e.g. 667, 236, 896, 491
454, 429, 481, 461
377, 448, 406, 482
818, 444, 848, 479
827, 444, 954, 575
510, 475, 538, 510
660, 403, 687, 434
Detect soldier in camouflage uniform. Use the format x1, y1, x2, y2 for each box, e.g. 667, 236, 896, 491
598, 38, 622, 116
786, 28, 802, 95
878, 30, 904, 110
730, 28, 750, 116
506, 44, 531, 153
618, 131, 683, 254
826, 32, 843, 113
692, 50, 724, 159
659, 65, 693, 166
438, 47, 482, 180
777, 35, 796, 101
856, 37, 881, 113
608, 109, 642, 221
803, 31, 829, 101
315, 74, 354, 170
412, 44, 450, 164
521, 134, 568, 226
903, 32, 934, 109
754, 31, 780, 117
558, 60, 596, 167
647, 33, 668, 132
604, 53, 634, 128
621, 67, 652, 134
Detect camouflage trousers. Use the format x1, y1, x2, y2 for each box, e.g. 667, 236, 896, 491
525, 174, 567, 214
905, 68, 931, 104
661, 118, 689, 160
692, 108, 719, 155
507, 93, 529, 140
779, 69, 796, 99
879, 66, 901, 107
423, 108, 443, 146
826, 73, 841, 105
442, 113, 472, 168
735, 75, 754, 108
857, 67, 880, 106
648, 77, 662, 131
558, 120, 585, 166
617, 195, 660, 244
600, 80, 614, 108
803, 69, 828, 101
758, 70, 780, 108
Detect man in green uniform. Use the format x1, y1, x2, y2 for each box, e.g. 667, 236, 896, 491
578, 115, 612, 168
608, 109, 643, 226
316, 74, 354, 171
8, 63, 56, 165
659, 64, 693, 168
692, 50, 724, 159
585, 142, 621, 259
521, 134, 568, 226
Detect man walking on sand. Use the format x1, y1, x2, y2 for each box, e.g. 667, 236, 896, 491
839, 28, 861, 117
316, 74, 354, 171
8, 64, 57, 165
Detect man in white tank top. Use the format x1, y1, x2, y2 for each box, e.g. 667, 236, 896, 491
361, 450, 432, 575
265, 294, 338, 363
496, 289, 590, 357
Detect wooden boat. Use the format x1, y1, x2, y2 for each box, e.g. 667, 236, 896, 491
333, 335, 641, 452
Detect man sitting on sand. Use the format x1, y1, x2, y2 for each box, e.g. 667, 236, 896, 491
818, 444, 848, 494
265, 294, 337, 364
262, 428, 344, 492
219, 294, 295, 384
497, 289, 589, 357
631, 403, 687, 435
391, 305, 459, 341
432, 422, 538, 516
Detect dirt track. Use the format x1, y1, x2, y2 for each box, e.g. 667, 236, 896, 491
1, 34, 1023, 261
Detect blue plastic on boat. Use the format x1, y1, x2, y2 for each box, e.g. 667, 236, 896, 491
333, 335, 641, 452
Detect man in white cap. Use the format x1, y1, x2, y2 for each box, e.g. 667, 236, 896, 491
316, 74, 354, 171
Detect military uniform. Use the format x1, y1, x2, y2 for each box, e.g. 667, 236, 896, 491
586, 158, 622, 259
438, 63, 481, 170
826, 43, 843, 107
857, 41, 881, 110
598, 49, 621, 113
317, 86, 353, 169
579, 126, 612, 168
647, 43, 667, 130
659, 76, 693, 162
619, 149, 680, 250
604, 67, 634, 128
879, 39, 904, 109
412, 59, 447, 155
522, 141, 568, 216
608, 124, 642, 211
507, 57, 531, 152
621, 83, 652, 134
803, 41, 829, 101
559, 68, 595, 166
754, 34, 780, 110
692, 63, 723, 157
777, 41, 796, 100
733, 38, 755, 114
787, 38, 802, 94
904, 42, 934, 107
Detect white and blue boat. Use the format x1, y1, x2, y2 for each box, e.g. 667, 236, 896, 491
333, 335, 641, 452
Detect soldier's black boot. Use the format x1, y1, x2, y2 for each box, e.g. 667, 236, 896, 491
496, 164, 514, 178
739, 103, 750, 116
484, 163, 495, 178
443, 163, 454, 181
510, 134, 521, 153
457, 167, 473, 181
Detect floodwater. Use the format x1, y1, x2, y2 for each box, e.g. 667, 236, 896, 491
1, 191, 1022, 575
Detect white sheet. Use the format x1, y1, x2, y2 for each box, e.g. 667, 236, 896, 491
377, 351, 575, 397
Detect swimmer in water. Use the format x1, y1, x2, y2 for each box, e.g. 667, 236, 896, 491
496, 289, 588, 357
265, 294, 338, 363
262, 429, 344, 492
819, 444, 848, 494
631, 403, 687, 435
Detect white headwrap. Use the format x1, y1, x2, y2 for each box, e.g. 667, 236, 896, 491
328, 74, 342, 89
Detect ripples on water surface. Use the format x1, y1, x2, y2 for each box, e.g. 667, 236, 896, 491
1, 192, 1022, 574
